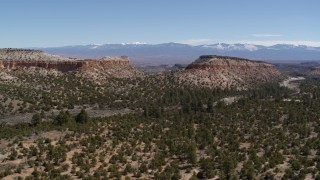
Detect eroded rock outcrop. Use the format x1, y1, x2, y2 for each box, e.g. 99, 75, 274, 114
0, 49, 142, 80
175, 55, 286, 89
77, 56, 142, 80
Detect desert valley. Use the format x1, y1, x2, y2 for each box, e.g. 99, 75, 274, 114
1, 1, 320, 179
0, 48, 319, 179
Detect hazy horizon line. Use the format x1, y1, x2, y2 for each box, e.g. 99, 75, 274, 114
1, 40, 320, 49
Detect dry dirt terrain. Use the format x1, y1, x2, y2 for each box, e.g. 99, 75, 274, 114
280, 76, 305, 93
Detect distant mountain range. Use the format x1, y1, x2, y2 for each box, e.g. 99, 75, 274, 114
38, 43, 320, 66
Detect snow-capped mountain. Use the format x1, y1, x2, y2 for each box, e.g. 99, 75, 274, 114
199, 43, 264, 51
38, 43, 320, 65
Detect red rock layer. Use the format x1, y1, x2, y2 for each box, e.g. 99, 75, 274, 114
80, 60, 131, 71
0, 60, 131, 72
175, 55, 286, 89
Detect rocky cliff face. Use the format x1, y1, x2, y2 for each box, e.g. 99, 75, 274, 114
77, 56, 142, 80
0, 49, 142, 80
175, 55, 286, 89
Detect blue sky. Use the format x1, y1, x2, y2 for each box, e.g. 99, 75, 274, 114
0, 0, 319, 48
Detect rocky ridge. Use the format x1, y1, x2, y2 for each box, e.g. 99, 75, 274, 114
0, 49, 142, 80
175, 55, 286, 89
0, 48, 75, 61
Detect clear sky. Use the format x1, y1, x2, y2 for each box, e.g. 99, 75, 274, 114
1, 0, 319, 48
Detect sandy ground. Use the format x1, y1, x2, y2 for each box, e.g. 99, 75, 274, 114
221, 96, 241, 105
280, 77, 305, 93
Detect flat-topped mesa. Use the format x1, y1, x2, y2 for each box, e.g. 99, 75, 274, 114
0, 48, 142, 80
77, 56, 142, 80
79, 56, 131, 71
198, 55, 250, 61
176, 55, 286, 89
0, 48, 42, 53
0, 48, 75, 62
88, 56, 131, 66
0, 48, 132, 71
186, 55, 273, 69
99, 55, 129, 61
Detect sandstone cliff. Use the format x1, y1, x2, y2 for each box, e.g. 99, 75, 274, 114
0, 49, 142, 80
175, 55, 286, 89
76, 56, 142, 80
